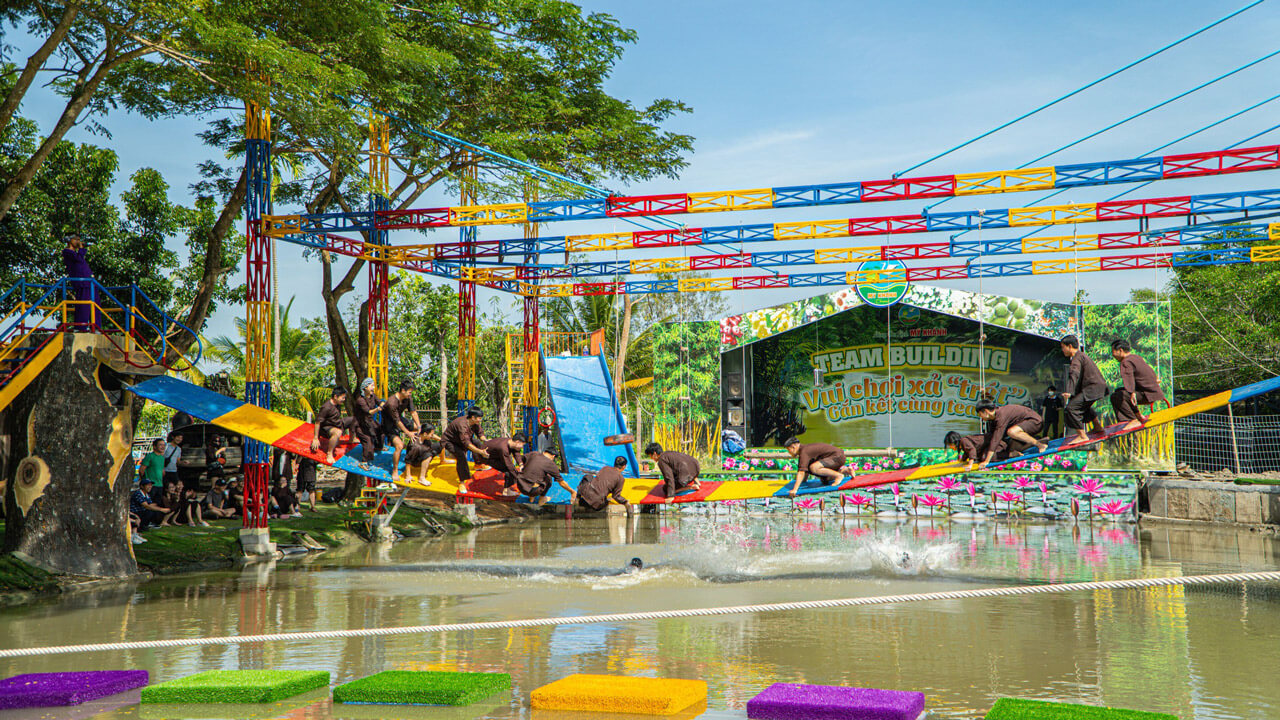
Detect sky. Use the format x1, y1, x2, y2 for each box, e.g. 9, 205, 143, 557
9, 0, 1280, 369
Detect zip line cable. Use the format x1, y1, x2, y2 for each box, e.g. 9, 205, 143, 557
894, 0, 1268, 178
2, 571, 1277, 659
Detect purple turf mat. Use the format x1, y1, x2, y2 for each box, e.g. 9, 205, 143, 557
747, 683, 925, 720
0, 671, 150, 709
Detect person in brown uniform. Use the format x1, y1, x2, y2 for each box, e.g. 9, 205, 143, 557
576, 456, 632, 513
1059, 334, 1107, 443
944, 431, 990, 464
311, 386, 353, 464
472, 433, 525, 496
1110, 339, 1168, 430
404, 426, 442, 486
443, 406, 489, 486
517, 446, 570, 504
382, 380, 421, 481
353, 377, 384, 462
783, 437, 849, 497
644, 442, 701, 504
973, 399, 1048, 470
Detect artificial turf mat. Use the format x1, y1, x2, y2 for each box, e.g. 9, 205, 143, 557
986, 698, 1177, 720
0, 671, 150, 709
332, 671, 510, 706
747, 683, 925, 720
140, 670, 330, 704
531, 674, 706, 715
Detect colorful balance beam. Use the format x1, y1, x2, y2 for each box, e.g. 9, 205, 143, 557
0, 671, 149, 709
531, 674, 706, 715
985, 698, 1177, 719
747, 683, 925, 720
333, 671, 510, 706
140, 670, 330, 704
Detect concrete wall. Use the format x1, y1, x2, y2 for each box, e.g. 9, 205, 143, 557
1144, 476, 1280, 526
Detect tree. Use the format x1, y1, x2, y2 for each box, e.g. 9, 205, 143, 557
1168, 260, 1280, 393
206, 296, 329, 418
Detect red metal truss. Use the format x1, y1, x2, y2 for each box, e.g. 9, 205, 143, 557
1096, 231, 1180, 249
883, 242, 950, 260
633, 228, 703, 248
848, 214, 929, 236
1095, 195, 1191, 221
376, 207, 451, 229
1162, 144, 1280, 179
733, 275, 791, 289
606, 193, 689, 217
690, 253, 752, 270
1099, 253, 1172, 271
576, 281, 627, 296
860, 175, 956, 202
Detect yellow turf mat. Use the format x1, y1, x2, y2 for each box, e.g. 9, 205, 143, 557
531, 675, 706, 715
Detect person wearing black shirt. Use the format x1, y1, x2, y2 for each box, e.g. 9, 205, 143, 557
783, 437, 849, 497
382, 380, 421, 482
1039, 385, 1063, 439
1059, 335, 1107, 443
442, 406, 489, 486
645, 442, 701, 504
311, 386, 353, 464
576, 456, 632, 512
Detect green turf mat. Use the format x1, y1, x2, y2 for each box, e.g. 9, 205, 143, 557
1233, 477, 1280, 485
986, 698, 1177, 719
140, 671, 330, 704
332, 671, 511, 706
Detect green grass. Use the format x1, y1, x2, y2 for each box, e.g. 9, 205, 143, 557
986, 698, 1177, 720
141, 670, 330, 704
332, 671, 511, 706
0, 551, 59, 594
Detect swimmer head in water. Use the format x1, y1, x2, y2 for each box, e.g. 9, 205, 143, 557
626, 557, 644, 573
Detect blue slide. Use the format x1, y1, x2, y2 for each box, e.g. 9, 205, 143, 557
539, 352, 640, 502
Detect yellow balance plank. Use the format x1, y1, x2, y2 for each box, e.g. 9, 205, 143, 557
531, 675, 706, 715
212, 404, 306, 445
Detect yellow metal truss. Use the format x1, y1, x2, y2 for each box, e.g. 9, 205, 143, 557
955, 167, 1055, 195
1269, 222, 1280, 241
567, 232, 634, 252
846, 267, 907, 285
261, 215, 301, 237
1251, 244, 1280, 262
816, 247, 880, 264
244, 300, 272, 382
1031, 257, 1103, 275
505, 334, 525, 407
630, 257, 691, 274
774, 219, 848, 240
687, 188, 773, 213
369, 328, 389, 397
459, 266, 521, 283
451, 202, 529, 226
368, 113, 389, 197
1008, 202, 1097, 226
1021, 234, 1099, 253
678, 277, 735, 293
537, 284, 576, 298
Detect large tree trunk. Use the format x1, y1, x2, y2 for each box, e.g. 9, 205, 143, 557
1, 334, 157, 577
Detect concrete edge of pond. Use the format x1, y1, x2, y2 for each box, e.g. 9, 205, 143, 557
1142, 475, 1280, 529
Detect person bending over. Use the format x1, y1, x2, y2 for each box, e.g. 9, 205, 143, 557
475, 433, 525, 496
405, 426, 443, 486
312, 386, 354, 464
784, 437, 850, 497
645, 442, 701, 504
516, 446, 571, 505
944, 430, 990, 465
973, 399, 1048, 470
576, 456, 632, 513
443, 406, 489, 486
1059, 334, 1106, 443
1110, 339, 1168, 431
382, 380, 421, 482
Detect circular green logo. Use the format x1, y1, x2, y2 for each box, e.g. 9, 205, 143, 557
854, 260, 908, 307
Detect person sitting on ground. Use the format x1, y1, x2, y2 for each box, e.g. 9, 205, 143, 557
405, 426, 443, 486
1110, 338, 1168, 431
312, 385, 355, 464
225, 478, 244, 516
382, 380, 422, 481
295, 453, 318, 511
644, 442, 701, 504
160, 479, 183, 522
475, 433, 525, 496
783, 437, 850, 497
1059, 334, 1107, 443
179, 484, 210, 526
576, 456, 632, 513
972, 399, 1048, 471
516, 445, 571, 505
139, 438, 166, 490
443, 406, 489, 486
271, 476, 301, 517
162, 432, 183, 488
202, 479, 236, 519
944, 430, 993, 465
205, 435, 228, 483
129, 512, 144, 544
130, 479, 168, 530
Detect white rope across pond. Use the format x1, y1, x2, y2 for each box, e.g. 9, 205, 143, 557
3, 571, 1278, 659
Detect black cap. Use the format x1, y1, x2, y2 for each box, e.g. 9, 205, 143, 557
783, 436, 800, 447
139, 479, 154, 487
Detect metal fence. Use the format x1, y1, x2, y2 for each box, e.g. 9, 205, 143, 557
1174, 413, 1280, 473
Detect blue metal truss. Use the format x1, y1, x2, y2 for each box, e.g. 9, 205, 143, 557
1054, 157, 1164, 186
771, 182, 863, 208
